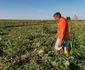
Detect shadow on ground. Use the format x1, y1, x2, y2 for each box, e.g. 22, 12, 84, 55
69, 63, 80, 70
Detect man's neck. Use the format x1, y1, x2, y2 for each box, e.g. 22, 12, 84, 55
58, 17, 62, 22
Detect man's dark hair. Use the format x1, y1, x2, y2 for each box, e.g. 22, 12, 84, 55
53, 12, 62, 17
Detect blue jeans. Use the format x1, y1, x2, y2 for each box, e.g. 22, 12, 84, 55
54, 38, 68, 50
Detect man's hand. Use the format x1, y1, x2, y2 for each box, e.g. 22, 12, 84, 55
58, 28, 65, 47
55, 33, 58, 38
58, 40, 62, 47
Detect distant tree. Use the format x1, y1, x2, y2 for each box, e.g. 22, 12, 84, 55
74, 15, 79, 20
66, 17, 71, 20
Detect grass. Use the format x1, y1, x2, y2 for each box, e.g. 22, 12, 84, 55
0, 20, 85, 70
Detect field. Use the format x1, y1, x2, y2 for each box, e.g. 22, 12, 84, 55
0, 20, 85, 70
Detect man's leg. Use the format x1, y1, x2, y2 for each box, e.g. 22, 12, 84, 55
64, 47, 69, 55
64, 48, 70, 66
54, 48, 60, 55
63, 40, 70, 66
63, 40, 69, 55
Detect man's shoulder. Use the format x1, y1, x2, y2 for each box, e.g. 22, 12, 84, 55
59, 17, 68, 26
59, 17, 67, 24
61, 17, 67, 21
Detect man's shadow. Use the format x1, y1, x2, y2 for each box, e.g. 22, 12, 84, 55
69, 63, 80, 70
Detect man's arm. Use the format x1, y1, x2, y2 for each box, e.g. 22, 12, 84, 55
58, 20, 66, 47
60, 29, 65, 42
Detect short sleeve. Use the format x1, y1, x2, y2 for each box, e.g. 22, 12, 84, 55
60, 19, 67, 29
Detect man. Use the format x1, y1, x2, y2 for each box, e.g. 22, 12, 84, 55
53, 12, 70, 55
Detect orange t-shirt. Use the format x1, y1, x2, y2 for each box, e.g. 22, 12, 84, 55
57, 17, 70, 40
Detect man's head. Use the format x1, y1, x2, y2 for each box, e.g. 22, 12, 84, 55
53, 12, 62, 21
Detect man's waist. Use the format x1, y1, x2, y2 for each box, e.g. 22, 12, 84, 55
57, 35, 70, 39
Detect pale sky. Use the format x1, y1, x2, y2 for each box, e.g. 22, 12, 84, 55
0, 0, 85, 19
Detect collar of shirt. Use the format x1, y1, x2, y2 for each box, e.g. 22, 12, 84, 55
58, 17, 63, 23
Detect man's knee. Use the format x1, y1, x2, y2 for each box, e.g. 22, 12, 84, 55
64, 48, 68, 55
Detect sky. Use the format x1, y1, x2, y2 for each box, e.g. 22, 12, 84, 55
0, 0, 85, 20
